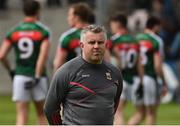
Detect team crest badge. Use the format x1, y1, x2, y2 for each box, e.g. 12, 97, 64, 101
106, 72, 112, 80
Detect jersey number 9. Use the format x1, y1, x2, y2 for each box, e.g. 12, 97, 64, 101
18, 37, 33, 59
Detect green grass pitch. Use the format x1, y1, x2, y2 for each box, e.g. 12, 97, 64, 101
0, 95, 180, 125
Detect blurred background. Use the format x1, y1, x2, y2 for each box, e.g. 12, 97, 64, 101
0, 0, 180, 124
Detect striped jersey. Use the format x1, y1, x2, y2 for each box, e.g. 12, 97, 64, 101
136, 33, 159, 78
59, 28, 81, 61
111, 34, 140, 84
4, 19, 50, 77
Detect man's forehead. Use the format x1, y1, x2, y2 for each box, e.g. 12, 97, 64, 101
85, 31, 105, 38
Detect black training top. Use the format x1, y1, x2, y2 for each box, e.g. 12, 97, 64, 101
44, 56, 123, 125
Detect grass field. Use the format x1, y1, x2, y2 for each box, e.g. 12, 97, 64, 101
0, 95, 180, 125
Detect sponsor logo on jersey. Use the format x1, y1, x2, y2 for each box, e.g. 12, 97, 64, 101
82, 74, 90, 78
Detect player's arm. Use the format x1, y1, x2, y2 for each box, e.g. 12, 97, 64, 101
104, 39, 112, 63
0, 40, 14, 79
112, 47, 123, 69
104, 49, 111, 63
35, 39, 50, 78
137, 53, 144, 84
114, 71, 123, 113
134, 53, 144, 99
44, 68, 69, 125
154, 52, 167, 96
53, 47, 67, 72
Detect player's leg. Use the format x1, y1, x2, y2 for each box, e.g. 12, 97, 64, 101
127, 105, 145, 125
34, 100, 47, 124
32, 77, 48, 125
12, 75, 32, 125
16, 102, 29, 125
143, 75, 158, 125
114, 100, 127, 125
114, 81, 131, 125
145, 105, 157, 125
128, 77, 145, 125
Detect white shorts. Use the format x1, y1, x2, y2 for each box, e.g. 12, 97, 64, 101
12, 75, 49, 102
121, 77, 140, 101
133, 75, 159, 106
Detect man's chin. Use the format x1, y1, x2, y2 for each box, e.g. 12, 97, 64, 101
91, 57, 103, 64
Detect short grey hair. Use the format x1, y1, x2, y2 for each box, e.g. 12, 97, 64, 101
80, 25, 107, 43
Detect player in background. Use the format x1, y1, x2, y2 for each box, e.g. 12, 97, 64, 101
128, 16, 167, 125
53, 3, 94, 72
0, 0, 50, 125
109, 12, 144, 125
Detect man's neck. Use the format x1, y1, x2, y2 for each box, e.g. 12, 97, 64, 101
145, 29, 154, 34
82, 55, 102, 65
74, 22, 89, 29
115, 28, 128, 35
24, 16, 37, 22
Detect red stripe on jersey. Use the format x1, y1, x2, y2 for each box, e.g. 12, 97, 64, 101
115, 43, 139, 51
11, 31, 43, 42
68, 39, 80, 49
70, 82, 96, 95
139, 40, 153, 50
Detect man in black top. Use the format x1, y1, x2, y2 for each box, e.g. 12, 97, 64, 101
44, 25, 123, 125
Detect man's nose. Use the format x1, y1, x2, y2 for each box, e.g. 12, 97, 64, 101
93, 42, 99, 48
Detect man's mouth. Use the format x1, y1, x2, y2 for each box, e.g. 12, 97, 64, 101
93, 51, 101, 55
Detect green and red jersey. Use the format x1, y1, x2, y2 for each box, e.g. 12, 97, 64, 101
111, 34, 140, 84
59, 28, 81, 61
4, 19, 50, 77
136, 33, 160, 78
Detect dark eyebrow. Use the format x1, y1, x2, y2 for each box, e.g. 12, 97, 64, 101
97, 40, 104, 43
87, 40, 105, 44
87, 40, 96, 44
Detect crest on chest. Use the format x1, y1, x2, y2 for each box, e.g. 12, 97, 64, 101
106, 72, 112, 80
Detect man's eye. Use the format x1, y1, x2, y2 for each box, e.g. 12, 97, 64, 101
98, 41, 104, 44
88, 41, 95, 44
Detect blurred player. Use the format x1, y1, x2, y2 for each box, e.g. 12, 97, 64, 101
109, 12, 143, 125
0, 0, 50, 125
53, 3, 94, 72
128, 16, 167, 125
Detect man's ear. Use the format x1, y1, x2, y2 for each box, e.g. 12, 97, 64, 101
80, 42, 84, 48
75, 15, 81, 22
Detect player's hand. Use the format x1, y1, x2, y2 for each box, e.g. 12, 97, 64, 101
24, 77, 40, 90
161, 84, 168, 97
9, 70, 15, 80
135, 83, 143, 100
